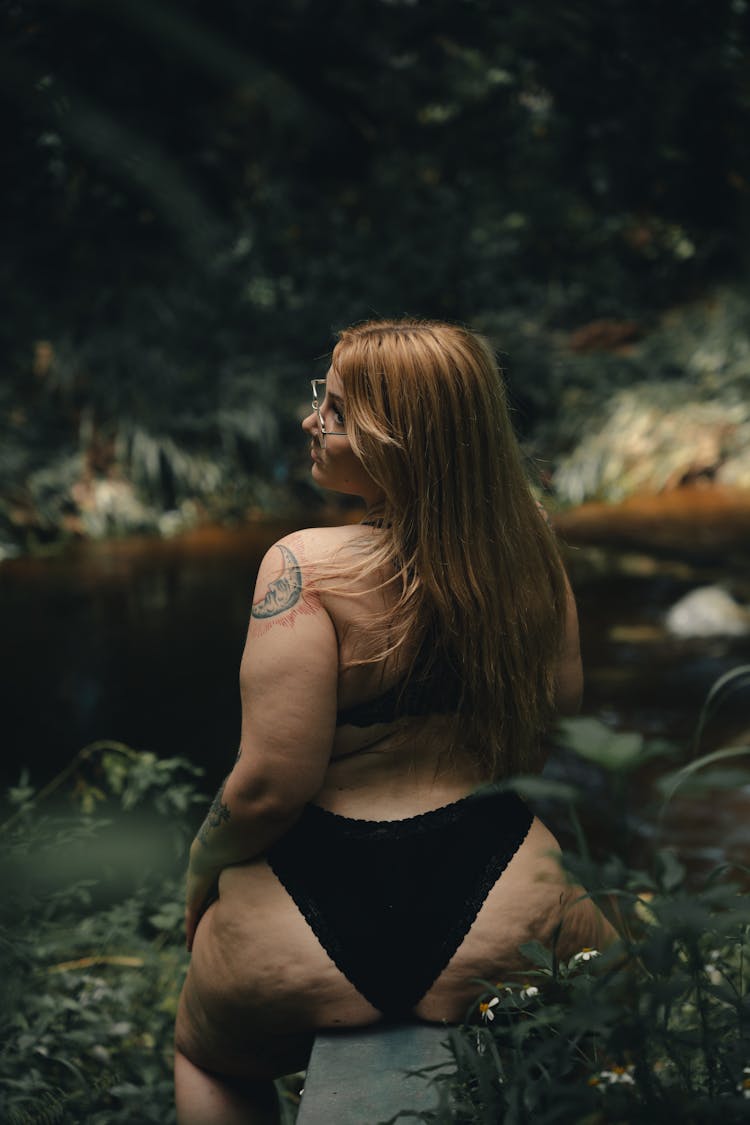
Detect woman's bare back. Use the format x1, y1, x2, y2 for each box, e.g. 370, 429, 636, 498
176, 524, 615, 1080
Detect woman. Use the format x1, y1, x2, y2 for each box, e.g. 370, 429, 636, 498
174, 319, 615, 1123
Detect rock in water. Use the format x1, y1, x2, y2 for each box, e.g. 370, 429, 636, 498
665, 586, 750, 638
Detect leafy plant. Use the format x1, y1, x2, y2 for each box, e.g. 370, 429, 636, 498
420, 673, 750, 1123
0, 743, 204, 1124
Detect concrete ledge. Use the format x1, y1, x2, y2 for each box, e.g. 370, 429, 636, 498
296, 1023, 455, 1124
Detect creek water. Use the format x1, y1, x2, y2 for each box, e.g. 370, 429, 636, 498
2, 492, 749, 870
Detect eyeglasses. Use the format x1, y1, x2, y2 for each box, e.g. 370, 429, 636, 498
310, 378, 347, 449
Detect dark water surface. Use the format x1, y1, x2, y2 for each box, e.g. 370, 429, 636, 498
2, 511, 749, 867
0, 522, 301, 793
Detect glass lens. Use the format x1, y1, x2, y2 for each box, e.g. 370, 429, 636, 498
311, 378, 326, 447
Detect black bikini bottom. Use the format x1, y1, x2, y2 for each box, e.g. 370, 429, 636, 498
266, 788, 533, 1018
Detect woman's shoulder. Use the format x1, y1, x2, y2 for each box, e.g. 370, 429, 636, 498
262, 523, 378, 581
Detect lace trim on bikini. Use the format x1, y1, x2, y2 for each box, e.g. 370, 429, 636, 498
267, 791, 534, 1015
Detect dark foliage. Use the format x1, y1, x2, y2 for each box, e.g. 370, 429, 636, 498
2, 0, 750, 545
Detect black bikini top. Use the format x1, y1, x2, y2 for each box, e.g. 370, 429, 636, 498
336, 661, 463, 728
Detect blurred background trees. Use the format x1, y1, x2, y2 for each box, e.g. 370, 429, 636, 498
2, 0, 750, 549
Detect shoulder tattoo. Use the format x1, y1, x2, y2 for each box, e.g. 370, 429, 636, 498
251, 544, 302, 619
250, 541, 318, 635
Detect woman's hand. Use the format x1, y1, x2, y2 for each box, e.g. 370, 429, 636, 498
185, 844, 221, 952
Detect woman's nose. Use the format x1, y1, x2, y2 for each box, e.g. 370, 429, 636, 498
302, 409, 318, 437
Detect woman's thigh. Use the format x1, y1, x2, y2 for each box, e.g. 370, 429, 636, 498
415, 818, 617, 1022
175, 859, 382, 1079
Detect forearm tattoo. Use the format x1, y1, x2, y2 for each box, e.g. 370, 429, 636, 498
250, 542, 317, 635
197, 778, 231, 846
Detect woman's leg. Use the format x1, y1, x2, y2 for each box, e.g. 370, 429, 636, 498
173, 858, 381, 1122
174, 1048, 280, 1125
415, 818, 620, 1022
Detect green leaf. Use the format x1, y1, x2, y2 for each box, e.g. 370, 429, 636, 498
693, 665, 750, 756
518, 940, 554, 970
657, 745, 750, 811
556, 717, 646, 771
655, 849, 686, 892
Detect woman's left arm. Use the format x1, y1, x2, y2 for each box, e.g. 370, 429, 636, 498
185, 533, 337, 950
553, 570, 583, 717
536, 499, 583, 717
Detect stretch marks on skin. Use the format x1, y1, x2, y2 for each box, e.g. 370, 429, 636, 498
250, 542, 318, 636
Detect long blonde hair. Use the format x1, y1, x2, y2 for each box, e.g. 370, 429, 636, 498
332, 318, 568, 779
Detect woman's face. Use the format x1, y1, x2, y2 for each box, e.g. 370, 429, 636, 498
302, 368, 384, 507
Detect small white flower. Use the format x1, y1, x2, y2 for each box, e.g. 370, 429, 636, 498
519, 984, 539, 1001
599, 1064, 636, 1086
704, 949, 723, 984
737, 1067, 750, 1099
572, 947, 600, 964
479, 997, 499, 1021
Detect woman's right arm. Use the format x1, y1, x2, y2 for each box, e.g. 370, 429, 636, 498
185, 531, 337, 949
